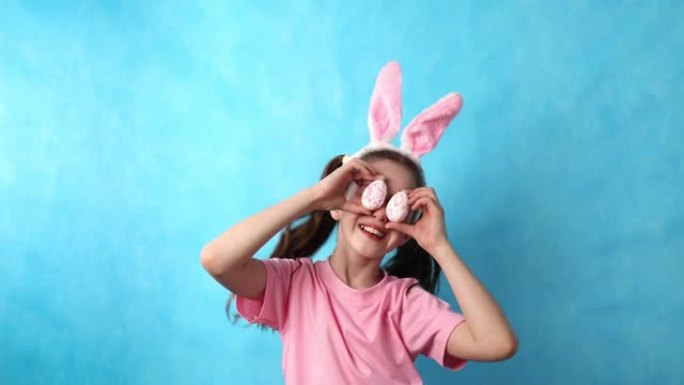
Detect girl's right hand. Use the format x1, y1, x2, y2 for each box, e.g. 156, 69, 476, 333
310, 158, 383, 215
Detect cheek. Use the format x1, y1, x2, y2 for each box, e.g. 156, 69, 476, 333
340, 213, 360, 232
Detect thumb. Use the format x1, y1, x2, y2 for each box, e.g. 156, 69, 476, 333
385, 222, 413, 237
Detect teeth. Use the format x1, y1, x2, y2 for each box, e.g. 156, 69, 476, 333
360, 225, 385, 238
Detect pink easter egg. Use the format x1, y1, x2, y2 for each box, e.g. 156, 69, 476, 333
386, 190, 409, 222
361, 179, 387, 210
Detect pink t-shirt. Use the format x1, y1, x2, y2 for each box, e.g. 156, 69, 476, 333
236, 257, 468, 385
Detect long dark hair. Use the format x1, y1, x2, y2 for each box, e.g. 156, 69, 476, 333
226, 149, 442, 326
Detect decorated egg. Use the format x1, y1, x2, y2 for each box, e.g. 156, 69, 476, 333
361, 179, 387, 210
386, 190, 409, 222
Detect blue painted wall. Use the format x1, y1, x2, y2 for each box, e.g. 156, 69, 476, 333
1, 1, 682, 384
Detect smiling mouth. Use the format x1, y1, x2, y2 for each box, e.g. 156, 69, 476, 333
359, 225, 386, 240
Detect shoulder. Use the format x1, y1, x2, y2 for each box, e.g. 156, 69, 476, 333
262, 256, 311, 266
382, 275, 424, 306
261, 256, 313, 276
384, 274, 421, 294
383, 275, 453, 312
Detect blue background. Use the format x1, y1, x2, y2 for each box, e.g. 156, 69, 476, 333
1, 1, 682, 384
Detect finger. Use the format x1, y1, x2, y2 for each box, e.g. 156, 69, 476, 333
409, 197, 425, 211
348, 164, 379, 183
408, 189, 431, 203
409, 196, 427, 211
348, 163, 373, 178
409, 187, 437, 199
347, 158, 377, 175
347, 159, 386, 182
348, 157, 377, 172
409, 190, 440, 206
410, 196, 438, 212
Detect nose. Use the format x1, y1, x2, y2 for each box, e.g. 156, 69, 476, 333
371, 206, 388, 223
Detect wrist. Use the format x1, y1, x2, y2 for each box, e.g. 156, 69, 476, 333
427, 237, 453, 259
303, 185, 323, 211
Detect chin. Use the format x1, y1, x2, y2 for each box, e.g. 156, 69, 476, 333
351, 237, 389, 261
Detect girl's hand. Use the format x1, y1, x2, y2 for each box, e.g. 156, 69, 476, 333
310, 158, 381, 216
385, 187, 449, 255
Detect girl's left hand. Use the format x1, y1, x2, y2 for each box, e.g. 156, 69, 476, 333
385, 187, 449, 255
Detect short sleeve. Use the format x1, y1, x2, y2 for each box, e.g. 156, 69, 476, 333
399, 284, 468, 371
235, 257, 301, 331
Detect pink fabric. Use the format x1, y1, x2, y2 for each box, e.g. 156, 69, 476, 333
368, 61, 402, 144
350, 61, 464, 167
400, 93, 463, 157
236, 257, 468, 385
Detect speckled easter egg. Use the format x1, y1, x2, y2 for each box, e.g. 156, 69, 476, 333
361, 179, 387, 210
386, 190, 409, 222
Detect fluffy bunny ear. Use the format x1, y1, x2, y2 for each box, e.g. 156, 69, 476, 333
367, 61, 402, 143
400, 93, 462, 157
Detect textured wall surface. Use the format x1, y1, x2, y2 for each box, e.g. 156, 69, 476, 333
1, 1, 682, 384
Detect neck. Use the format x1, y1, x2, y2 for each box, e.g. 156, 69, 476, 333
328, 248, 384, 290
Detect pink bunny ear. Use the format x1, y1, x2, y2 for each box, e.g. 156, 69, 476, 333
400, 93, 462, 157
367, 61, 402, 143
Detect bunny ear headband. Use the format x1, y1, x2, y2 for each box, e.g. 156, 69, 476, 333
342, 61, 463, 223
342, 60, 463, 169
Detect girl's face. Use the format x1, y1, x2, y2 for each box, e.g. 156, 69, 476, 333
332, 158, 418, 261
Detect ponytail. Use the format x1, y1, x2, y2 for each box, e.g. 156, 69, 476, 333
383, 240, 442, 294
269, 154, 343, 259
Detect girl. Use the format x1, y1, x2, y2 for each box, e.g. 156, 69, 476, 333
200, 62, 518, 384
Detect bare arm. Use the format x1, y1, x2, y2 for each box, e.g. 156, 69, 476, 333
200, 187, 319, 299
434, 242, 518, 361
386, 187, 518, 361
200, 158, 378, 300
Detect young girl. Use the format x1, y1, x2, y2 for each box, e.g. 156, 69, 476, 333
200, 62, 518, 384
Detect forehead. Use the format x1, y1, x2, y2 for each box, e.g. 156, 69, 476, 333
367, 158, 416, 193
